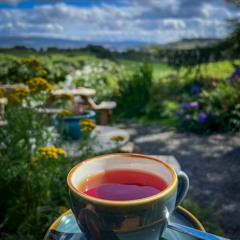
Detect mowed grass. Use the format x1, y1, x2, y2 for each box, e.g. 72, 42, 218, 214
0, 48, 99, 61
179, 60, 240, 79
118, 59, 176, 79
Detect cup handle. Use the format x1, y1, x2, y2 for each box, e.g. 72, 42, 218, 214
175, 169, 189, 208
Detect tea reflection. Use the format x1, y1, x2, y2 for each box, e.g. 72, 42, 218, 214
77, 204, 123, 240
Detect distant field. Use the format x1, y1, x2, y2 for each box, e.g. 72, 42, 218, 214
0, 48, 98, 60
1, 47, 239, 81
0, 48, 176, 79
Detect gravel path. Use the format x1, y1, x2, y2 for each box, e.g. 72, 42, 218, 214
119, 122, 240, 240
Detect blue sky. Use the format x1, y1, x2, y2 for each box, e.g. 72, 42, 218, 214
0, 0, 239, 43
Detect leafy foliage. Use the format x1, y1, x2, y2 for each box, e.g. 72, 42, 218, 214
176, 76, 240, 133
0, 54, 85, 85
0, 62, 98, 239
60, 60, 121, 100
0, 87, 71, 239
115, 62, 153, 117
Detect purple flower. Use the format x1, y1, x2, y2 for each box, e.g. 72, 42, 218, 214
183, 114, 191, 121
198, 112, 208, 124
234, 68, 240, 76
176, 111, 181, 117
191, 85, 201, 94
230, 67, 240, 80
181, 102, 189, 109
190, 101, 198, 107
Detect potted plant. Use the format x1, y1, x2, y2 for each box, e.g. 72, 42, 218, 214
54, 95, 96, 140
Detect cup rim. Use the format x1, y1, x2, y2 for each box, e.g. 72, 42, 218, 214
67, 153, 178, 206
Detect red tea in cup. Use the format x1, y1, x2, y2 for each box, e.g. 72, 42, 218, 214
78, 169, 168, 201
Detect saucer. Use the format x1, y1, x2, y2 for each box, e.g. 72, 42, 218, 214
44, 206, 205, 240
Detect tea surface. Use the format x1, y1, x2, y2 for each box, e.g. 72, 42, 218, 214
78, 169, 168, 201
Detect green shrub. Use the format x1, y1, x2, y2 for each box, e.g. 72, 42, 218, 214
176, 77, 240, 133
0, 54, 85, 85
0, 69, 117, 239
61, 60, 121, 100
115, 62, 153, 117
39, 55, 85, 84
0, 55, 48, 84
0, 76, 74, 239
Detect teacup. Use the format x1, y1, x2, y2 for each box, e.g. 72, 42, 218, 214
67, 153, 189, 240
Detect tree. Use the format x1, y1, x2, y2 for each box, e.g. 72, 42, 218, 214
226, 0, 240, 8
222, 0, 240, 59
162, 0, 240, 67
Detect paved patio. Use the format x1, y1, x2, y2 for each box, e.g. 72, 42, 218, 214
119, 121, 240, 240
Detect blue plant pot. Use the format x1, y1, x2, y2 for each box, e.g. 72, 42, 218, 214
56, 110, 96, 140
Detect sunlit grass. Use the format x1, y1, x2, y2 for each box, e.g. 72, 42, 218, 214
179, 60, 240, 79
118, 59, 175, 79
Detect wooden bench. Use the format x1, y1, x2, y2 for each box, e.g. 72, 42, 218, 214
81, 97, 117, 125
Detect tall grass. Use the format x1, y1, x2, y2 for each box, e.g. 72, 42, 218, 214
115, 62, 153, 117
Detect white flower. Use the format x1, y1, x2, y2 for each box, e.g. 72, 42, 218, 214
75, 70, 82, 76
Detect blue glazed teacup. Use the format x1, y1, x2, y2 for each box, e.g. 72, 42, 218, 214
67, 153, 189, 240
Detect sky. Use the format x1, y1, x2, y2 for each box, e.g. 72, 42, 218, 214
0, 0, 239, 44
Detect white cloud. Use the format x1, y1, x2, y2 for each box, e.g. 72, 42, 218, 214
163, 19, 186, 30
143, 0, 180, 13
201, 4, 233, 19
0, 0, 239, 43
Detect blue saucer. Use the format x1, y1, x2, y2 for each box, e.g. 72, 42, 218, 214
44, 206, 205, 240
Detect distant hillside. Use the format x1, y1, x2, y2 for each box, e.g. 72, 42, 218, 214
0, 36, 149, 52
0, 36, 221, 53
160, 38, 221, 50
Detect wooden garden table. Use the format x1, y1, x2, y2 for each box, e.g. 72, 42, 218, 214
52, 88, 116, 125
51, 87, 96, 97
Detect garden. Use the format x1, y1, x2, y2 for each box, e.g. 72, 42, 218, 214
0, 41, 239, 239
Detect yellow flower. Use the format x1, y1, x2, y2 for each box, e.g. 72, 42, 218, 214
41, 69, 48, 75
55, 93, 73, 101
0, 88, 6, 97
21, 58, 42, 71
81, 126, 93, 132
110, 135, 125, 141
36, 146, 66, 160
47, 150, 53, 156
7, 87, 30, 105
26, 77, 54, 93
38, 147, 46, 152
57, 148, 67, 155
79, 118, 96, 130
52, 152, 58, 159
31, 157, 39, 162
58, 109, 73, 117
